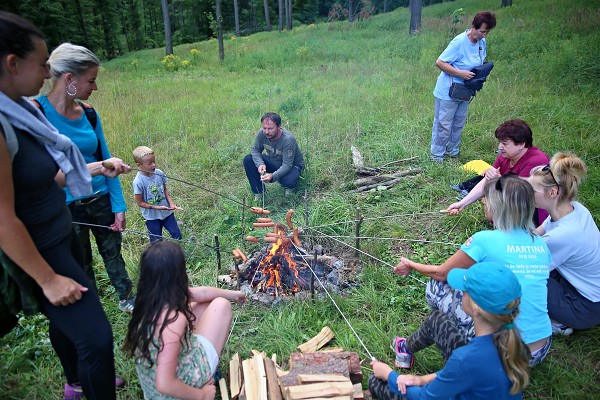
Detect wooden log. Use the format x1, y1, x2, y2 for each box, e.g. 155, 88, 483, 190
353, 383, 365, 399
264, 355, 284, 400
296, 374, 349, 384
219, 377, 230, 400
287, 352, 362, 384
297, 326, 335, 353
319, 348, 344, 353
285, 381, 354, 399
280, 356, 349, 388
350, 145, 364, 169
254, 354, 268, 400
242, 358, 260, 400
230, 353, 242, 399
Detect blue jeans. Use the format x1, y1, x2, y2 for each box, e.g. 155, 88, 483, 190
430, 97, 470, 161
145, 213, 182, 243
243, 154, 302, 194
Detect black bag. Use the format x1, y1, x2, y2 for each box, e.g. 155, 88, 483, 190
464, 62, 494, 92
449, 83, 473, 101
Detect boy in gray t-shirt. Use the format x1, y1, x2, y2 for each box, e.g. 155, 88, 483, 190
132, 146, 182, 242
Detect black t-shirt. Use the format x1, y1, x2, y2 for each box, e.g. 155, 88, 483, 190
11, 128, 72, 250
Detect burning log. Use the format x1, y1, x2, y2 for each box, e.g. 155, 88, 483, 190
297, 326, 335, 353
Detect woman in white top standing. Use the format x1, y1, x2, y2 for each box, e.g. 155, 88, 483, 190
529, 152, 600, 335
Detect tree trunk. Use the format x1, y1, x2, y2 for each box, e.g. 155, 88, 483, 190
74, 0, 90, 48
409, 0, 421, 35
348, 0, 354, 22
278, 0, 283, 31
216, 0, 224, 62
501, 0, 512, 7
234, 0, 240, 36
160, 0, 173, 55
383, 0, 388, 13
286, 0, 292, 30
263, 0, 272, 31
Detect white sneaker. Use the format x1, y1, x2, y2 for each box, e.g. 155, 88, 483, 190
285, 188, 294, 198
551, 321, 573, 336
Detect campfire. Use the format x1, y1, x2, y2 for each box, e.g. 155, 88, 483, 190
221, 209, 358, 303
244, 237, 306, 296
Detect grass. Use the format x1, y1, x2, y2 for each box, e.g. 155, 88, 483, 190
2, 0, 600, 398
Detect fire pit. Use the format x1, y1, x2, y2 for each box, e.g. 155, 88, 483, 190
220, 210, 360, 304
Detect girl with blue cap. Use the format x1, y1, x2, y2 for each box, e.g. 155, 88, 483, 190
369, 262, 530, 399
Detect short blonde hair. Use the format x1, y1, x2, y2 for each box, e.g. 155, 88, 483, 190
132, 146, 154, 164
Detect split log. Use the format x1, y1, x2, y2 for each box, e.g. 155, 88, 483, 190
230, 353, 242, 399
285, 352, 362, 385
297, 326, 335, 353
264, 355, 284, 400
284, 381, 354, 399
242, 355, 268, 400
353, 383, 365, 399
219, 377, 230, 400
296, 374, 349, 384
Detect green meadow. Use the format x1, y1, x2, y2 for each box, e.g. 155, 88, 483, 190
2, 0, 600, 398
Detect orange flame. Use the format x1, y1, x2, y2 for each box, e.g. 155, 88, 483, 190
255, 237, 304, 296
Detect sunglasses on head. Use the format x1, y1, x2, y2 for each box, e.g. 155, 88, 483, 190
494, 172, 518, 192
542, 164, 560, 192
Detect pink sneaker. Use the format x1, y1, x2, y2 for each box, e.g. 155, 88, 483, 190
64, 377, 125, 399
390, 337, 414, 369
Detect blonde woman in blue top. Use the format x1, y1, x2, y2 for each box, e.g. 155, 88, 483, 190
36, 43, 134, 313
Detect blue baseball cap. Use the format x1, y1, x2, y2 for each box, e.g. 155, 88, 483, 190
447, 262, 522, 315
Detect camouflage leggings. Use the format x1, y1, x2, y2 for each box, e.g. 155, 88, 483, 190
407, 309, 469, 362
368, 374, 405, 400
368, 310, 468, 400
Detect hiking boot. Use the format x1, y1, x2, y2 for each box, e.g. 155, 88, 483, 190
390, 337, 414, 369
118, 298, 135, 313
64, 377, 126, 399
551, 321, 573, 336
285, 188, 295, 198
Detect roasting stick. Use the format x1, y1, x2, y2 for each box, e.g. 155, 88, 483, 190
302, 234, 461, 247
307, 227, 427, 286
291, 242, 377, 362
225, 261, 263, 345
101, 161, 266, 213
309, 210, 451, 230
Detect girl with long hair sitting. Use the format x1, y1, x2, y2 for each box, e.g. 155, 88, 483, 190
123, 241, 246, 399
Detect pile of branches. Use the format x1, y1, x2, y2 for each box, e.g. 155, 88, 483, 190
350, 146, 421, 192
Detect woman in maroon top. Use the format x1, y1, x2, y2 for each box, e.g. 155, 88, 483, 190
446, 119, 549, 225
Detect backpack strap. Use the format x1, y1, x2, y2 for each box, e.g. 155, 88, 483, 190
0, 112, 18, 161
78, 101, 98, 130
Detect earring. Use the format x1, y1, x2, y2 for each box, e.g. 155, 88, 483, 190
66, 82, 77, 97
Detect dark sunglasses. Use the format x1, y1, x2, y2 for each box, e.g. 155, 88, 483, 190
542, 164, 560, 192
495, 172, 518, 192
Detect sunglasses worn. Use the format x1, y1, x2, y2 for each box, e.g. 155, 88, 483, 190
542, 164, 560, 192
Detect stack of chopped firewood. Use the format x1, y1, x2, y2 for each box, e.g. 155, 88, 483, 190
219, 327, 365, 400
350, 145, 421, 192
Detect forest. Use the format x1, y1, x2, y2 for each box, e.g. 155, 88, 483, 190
3, 0, 449, 58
